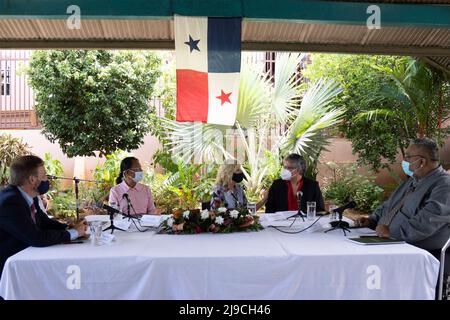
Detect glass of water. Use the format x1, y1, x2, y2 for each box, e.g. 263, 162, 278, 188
247, 203, 257, 216
329, 204, 338, 222
307, 202, 316, 221
89, 221, 103, 246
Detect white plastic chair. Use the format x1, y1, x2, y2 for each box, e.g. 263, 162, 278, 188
438, 236, 450, 300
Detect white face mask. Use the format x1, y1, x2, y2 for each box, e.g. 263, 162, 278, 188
131, 171, 144, 183
280, 168, 292, 181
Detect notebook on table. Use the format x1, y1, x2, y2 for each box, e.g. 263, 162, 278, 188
347, 236, 405, 245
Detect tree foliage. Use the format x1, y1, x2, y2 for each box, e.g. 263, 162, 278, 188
27, 50, 161, 157
303, 54, 450, 172
302, 54, 403, 171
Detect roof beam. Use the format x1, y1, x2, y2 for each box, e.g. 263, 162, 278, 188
0, 39, 448, 57
0, 0, 449, 28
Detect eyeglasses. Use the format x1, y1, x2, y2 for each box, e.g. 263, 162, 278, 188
404, 154, 425, 161
283, 166, 296, 171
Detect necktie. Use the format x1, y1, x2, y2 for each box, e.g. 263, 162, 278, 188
379, 183, 416, 226
30, 203, 36, 223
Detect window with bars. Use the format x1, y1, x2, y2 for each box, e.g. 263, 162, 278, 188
1, 65, 11, 96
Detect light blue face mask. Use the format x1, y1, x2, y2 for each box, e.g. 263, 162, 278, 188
401, 161, 414, 177
402, 158, 420, 177
131, 171, 144, 183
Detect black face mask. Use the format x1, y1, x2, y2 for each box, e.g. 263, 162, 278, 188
36, 179, 50, 195
232, 173, 245, 183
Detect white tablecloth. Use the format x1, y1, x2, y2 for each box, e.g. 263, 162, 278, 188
0, 218, 439, 300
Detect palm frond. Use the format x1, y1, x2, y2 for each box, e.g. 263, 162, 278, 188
161, 118, 234, 164
278, 78, 344, 160
271, 53, 305, 124
236, 64, 272, 128
353, 109, 396, 122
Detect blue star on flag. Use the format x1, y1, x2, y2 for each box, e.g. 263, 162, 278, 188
184, 35, 200, 53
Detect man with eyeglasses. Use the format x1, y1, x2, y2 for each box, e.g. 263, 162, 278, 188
356, 138, 450, 297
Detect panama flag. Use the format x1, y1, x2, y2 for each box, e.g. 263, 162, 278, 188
175, 15, 241, 125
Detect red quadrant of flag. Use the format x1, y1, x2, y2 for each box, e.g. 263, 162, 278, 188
176, 69, 209, 122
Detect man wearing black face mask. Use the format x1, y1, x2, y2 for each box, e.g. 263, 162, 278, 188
0, 155, 86, 281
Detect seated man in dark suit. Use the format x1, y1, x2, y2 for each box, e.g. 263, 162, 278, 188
264, 153, 325, 213
0, 155, 86, 280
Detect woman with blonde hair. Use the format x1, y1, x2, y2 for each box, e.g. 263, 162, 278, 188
210, 164, 247, 210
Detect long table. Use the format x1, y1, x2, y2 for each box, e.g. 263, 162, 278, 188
0, 218, 439, 300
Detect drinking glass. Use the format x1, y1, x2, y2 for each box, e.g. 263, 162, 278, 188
307, 202, 316, 221
329, 204, 338, 222
89, 221, 103, 246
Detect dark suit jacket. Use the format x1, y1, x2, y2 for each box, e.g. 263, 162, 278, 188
0, 185, 70, 279
265, 178, 325, 213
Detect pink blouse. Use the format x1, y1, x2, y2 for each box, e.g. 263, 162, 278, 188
108, 181, 156, 215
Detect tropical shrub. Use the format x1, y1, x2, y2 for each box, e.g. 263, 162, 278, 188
322, 162, 384, 214
0, 134, 31, 185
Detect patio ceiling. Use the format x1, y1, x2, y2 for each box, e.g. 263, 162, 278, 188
0, 0, 449, 72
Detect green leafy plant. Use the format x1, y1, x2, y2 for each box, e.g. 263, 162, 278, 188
322, 162, 384, 214
166, 160, 204, 210
0, 134, 31, 185
79, 182, 110, 209
143, 160, 217, 212
141, 168, 179, 214
43, 152, 64, 197
47, 190, 77, 220
93, 150, 132, 189
152, 149, 178, 174
27, 50, 162, 157
43, 152, 64, 176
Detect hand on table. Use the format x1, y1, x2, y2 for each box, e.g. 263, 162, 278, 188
73, 219, 87, 238
375, 224, 390, 238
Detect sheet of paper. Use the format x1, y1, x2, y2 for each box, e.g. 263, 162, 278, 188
113, 219, 132, 230
85, 215, 110, 222
140, 215, 162, 227
259, 211, 300, 224
100, 232, 116, 244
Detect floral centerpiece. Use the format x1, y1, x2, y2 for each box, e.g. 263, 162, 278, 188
158, 207, 263, 234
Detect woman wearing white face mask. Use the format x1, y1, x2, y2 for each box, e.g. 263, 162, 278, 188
264, 154, 325, 214
108, 157, 157, 215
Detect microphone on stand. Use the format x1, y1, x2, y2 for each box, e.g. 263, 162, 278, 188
122, 193, 133, 220
102, 204, 125, 234
331, 201, 356, 218
296, 191, 305, 221
325, 201, 357, 236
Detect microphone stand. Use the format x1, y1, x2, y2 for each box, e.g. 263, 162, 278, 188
103, 207, 125, 234
296, 201, 305, 222
324, 209, 351, 236
293, 191, 305, 222
124, 195, 132, 221
48, 175, 103, 220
